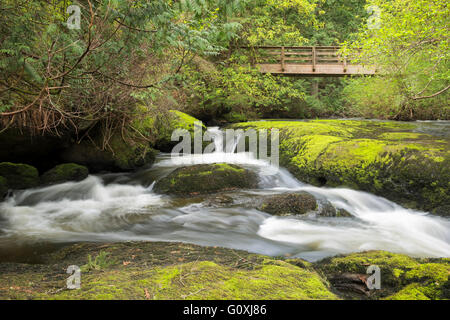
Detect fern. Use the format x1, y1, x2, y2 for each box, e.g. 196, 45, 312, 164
80, 251, 116, 272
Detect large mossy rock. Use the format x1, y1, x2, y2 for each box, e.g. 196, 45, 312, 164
315, 251, 450, 300
154, 163, 258, 195
0, 162, 39, 189
41, 163, 89, 185
231, 120, 450, 212
0, 242, 337, 300
154, 110, 206, 152
259, 192, 317, 215
61, 133, 157, 173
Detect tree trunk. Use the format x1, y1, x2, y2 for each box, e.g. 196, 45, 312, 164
311, 80, 319, 97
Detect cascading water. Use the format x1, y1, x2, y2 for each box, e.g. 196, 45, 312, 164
0, 127, 449, 262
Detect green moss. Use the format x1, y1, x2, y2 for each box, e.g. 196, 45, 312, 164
155, 110, 206, 152
108, 133, 157, 170
231, 120, 450, 212
36, 260, 336, 300
0, 162, 39, 189
289, 135, 343, 167
154, 163, 258, 195
405, 263, 449, 283
1, 243, 447, 300
213, 163, 245, 173
385, 283, 430, 300
232, 120, 355, 138
41, 163, 89, 185
400, 263, 450, 299
378, 132, 427, 141
170, 110, 200, 127
0, 242, 337, 300
317, 251, 418, 286
328, 139, 380, 169
316, 251, 450, 300
217, 260, 337, 300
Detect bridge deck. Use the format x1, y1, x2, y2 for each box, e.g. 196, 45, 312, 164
248, 46, 375, 76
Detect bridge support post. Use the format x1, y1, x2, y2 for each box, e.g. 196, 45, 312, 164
312, 46, 316, 72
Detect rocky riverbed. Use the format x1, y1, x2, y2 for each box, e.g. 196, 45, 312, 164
0, 119, 449, 300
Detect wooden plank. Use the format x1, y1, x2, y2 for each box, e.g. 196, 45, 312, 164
284, 52, 313, 56
263, 51, 312, 56
242, 46, 341, 49
316, 54, 338, 57
283, 57, 313, 61
257, 63, 376, 76
316, 57, 340, 61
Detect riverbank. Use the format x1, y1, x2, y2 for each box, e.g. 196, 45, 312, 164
0, 242, 448, 300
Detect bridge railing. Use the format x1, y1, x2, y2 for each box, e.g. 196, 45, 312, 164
242, 46, 352, 72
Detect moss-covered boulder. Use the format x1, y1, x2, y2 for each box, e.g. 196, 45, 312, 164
154, 110, 206, 152
154, 163, 258, 195
61, 132, 158, 173
0, 176, 8, 198
0, 242, 337, 300
40, 163, 89, 185
315, 251, 450, 300
259, 192, 317, 216
231, 120, 450, 212
0, 162, 39, 189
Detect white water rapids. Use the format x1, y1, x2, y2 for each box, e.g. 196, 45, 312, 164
0, 127, 449, 262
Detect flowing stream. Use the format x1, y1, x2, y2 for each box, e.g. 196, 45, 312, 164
0, 126, 449, 262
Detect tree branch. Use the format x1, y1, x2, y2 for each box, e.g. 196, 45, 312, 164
113, 19, 157, 33
412, 84, 450, 100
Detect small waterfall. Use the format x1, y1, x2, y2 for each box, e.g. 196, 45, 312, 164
206, 127, 224, 153
206, 126, 241, 154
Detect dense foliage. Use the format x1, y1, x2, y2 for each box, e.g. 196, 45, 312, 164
181, 0, 370, 122
0, 0, 241, 137
342, 0, 449, 119
0, 0, 448, 138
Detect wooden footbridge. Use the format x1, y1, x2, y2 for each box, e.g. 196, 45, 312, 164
246, 46, 375, 76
